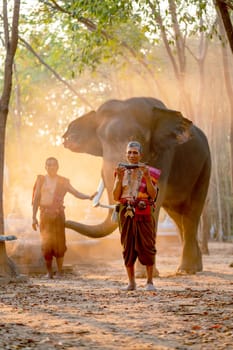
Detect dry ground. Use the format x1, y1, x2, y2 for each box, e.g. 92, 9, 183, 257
0, 240, 233, 350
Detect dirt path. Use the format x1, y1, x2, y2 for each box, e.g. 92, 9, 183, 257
0, 241, 233, 350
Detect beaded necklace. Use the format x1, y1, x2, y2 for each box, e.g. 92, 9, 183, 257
124, 168, 143, 218
127, 168, 143, 199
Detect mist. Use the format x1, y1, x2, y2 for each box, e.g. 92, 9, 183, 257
4, 40, 231, 273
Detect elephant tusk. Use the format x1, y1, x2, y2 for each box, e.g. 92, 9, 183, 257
92, 178, 105, 207
92, 178, 115, 209
96, 203, 115, 209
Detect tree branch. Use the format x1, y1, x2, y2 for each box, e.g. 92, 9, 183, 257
147, 0, 180, 80
18, 36, 94, 109
39, 0, 161, 91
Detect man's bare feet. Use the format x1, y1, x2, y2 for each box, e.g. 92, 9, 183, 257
123, 282, 136, 291
44, 273, 53, 279
55, 272, 63, 279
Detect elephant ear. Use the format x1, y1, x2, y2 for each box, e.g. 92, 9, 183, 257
151, 107, 193, 152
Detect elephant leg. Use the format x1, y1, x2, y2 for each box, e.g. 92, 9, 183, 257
164, 206, 202, 274
176, 161, 210, 274
135, 258, 159, 278
199, 206, 210, 255
177, 214, 202, 274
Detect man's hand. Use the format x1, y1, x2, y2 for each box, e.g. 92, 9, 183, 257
89, 191, 98, 200
32, 218, 39, 231
141, 165, 151, 179
115, 165, 125, 181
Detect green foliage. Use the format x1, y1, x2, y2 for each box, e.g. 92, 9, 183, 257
133, 0, 217, 44
2, 0, 223, 137
32, 0, 144, 72
3, 0, 220, 140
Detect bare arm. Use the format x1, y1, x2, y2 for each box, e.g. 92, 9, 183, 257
67, 183, 97, 200
142, 166, 158, 200
32, 184, 40, 231
113, 167, 125, 201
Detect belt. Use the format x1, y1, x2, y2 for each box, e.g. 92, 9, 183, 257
120, 198, 154, 206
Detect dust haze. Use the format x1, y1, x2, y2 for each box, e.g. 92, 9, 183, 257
3, 48, 230, 274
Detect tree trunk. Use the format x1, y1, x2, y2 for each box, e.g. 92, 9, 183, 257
217, 7, 233, 237
0, 0, 20, 277
215, 0, 233, 54
212, 113, 224, 241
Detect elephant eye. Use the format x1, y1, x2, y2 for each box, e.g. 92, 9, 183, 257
63, 133, 77, 141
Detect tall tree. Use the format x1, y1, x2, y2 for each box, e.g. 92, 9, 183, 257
215, 0, 233, 54
215, 0, 233, 199
0, 0, 20, 277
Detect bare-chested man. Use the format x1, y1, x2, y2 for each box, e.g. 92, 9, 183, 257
32, 157, 96, 279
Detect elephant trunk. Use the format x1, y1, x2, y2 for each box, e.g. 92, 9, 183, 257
65, 209, 118, 238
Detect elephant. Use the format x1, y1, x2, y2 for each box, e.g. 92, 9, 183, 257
63, 97, 211, 274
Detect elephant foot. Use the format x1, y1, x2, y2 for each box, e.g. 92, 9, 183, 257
177, 255, 203, 275
200, 246, 209, 255
176, 268, 196, 276
176, 263, 202, 275
153, 267, 160, 278
136, 266, 160, 278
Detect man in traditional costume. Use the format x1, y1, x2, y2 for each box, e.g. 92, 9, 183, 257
113, 141, 161, 291
32, 157, 96, 279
